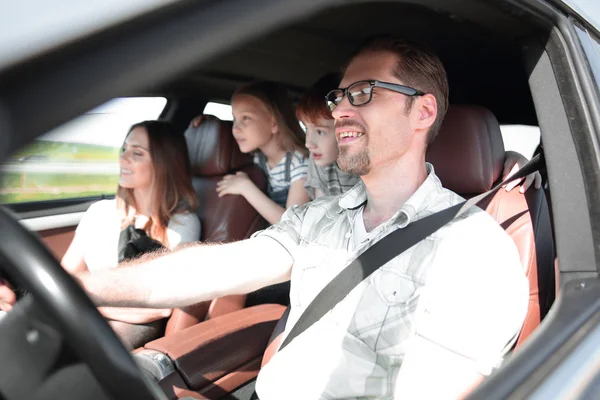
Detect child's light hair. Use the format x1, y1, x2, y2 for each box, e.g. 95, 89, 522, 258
233, 81, 308, 156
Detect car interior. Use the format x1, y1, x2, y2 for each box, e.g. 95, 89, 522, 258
1, 0, 599, 399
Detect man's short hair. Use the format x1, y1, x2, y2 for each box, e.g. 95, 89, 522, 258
296, 72, 341, 124
350, 35, 449, 145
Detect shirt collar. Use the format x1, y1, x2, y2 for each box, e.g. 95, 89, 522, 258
338, 163, 444, 228
338, 180, 367, 210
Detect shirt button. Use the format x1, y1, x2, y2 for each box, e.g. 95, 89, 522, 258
345, 232, 352, 238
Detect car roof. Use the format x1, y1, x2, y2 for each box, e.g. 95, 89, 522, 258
559, 0, 600, 30
0, 0, 183, 72
162, 1, 540, 125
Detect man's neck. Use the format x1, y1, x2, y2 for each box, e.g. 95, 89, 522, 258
361, 155, 428, 232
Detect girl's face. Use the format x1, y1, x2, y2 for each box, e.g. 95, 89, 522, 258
231, 94, 278, 153
119, 127, 154, 190
303, 117, 338, 166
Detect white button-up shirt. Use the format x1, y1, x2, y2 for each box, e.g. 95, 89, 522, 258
255, 164, 528, 400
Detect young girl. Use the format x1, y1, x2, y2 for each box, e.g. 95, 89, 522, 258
61, 120, 201, 348
214, 81, 310, 224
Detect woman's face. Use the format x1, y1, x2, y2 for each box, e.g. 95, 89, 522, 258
231, 94, 277, 153
119, 127, 154, 190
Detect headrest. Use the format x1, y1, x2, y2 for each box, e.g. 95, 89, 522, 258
426, 105, 505, 195
184, 115, 253, 177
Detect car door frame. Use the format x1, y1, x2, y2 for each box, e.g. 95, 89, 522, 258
1, 0, 600, 398
469, 0, 600, 398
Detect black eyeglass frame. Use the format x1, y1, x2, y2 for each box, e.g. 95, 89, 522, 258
325, 80, 426, 111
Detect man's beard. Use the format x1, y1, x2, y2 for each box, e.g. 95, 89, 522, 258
337, 144, 371, 175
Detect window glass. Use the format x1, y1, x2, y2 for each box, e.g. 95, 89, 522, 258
203, 102, 233, 121
562, 0, 600, 29
0, 97, 166, 204
499, 125, 541, 160
574, 23, 600, 98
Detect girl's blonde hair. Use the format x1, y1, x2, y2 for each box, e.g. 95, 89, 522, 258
233, 81, 308, 156
116, 120, 199, 247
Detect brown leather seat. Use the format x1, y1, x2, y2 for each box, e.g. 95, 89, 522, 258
164, 115, 269, 336
261, 105, 555, 366
426, 105, 555, 347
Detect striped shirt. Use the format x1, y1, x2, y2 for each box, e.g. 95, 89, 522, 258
304, 155, 361, 199
254, 163, 528, 400
254, 151, 308, 206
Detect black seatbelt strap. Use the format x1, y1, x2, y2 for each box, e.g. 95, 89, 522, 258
279, 155, 543, 351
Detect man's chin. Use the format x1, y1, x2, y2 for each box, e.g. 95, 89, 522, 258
337, 156, 371, 175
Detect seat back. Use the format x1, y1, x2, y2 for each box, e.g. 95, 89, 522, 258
165, 115, 268, 336
426, 105, 555, 347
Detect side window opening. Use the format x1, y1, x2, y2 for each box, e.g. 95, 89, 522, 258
1, 97, 167, 204
499, 125, 541, 160
203, 102, 233, 121
573, 22, 600, 100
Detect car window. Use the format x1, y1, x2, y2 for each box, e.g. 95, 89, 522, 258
203, 102, 233, 120
562, 0, 600, 29
0, 97, 166, 204
574, 22, 600, 99
0, 0, 180, 71
500, 125, 541, 160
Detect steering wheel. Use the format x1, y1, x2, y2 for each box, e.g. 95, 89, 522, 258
0, 207, 166, 400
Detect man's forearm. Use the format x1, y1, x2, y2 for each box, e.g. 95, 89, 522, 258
243, 184, 286, 225
99, 307, 172, 324
79, 237, 292, 308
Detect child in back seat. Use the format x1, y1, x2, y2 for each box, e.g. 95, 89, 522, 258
192, 82, 310, 307
297, 73, 361, 200
192, 81, 310, 225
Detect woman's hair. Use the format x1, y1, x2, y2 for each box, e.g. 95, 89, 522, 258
233, 81, 308, 156
116, 120, 199, 247
296, 72, 341, 124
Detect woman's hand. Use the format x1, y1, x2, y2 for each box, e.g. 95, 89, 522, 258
0, 279, 16, 313
502, 150, 542, 193
216, 171, 254, 197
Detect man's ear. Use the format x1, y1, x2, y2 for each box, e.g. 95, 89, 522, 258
415, 94, 437, 133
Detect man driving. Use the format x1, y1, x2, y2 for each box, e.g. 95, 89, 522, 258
76, 36, 528, 399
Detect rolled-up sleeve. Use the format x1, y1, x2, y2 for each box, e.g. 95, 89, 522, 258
252, 203, 310, 263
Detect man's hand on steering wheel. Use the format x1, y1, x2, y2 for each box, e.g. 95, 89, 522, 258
0, 278, 16, 313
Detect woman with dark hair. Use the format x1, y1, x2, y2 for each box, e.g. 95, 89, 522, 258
61, 120, 201, 348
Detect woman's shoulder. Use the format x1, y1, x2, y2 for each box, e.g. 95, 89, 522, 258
169, 211, 200, 229
76, 199, 118, 236
167, 211, 201, 245
85, 199, 117, 217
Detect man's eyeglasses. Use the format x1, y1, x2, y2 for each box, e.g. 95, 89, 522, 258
325, 80, 425, 112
